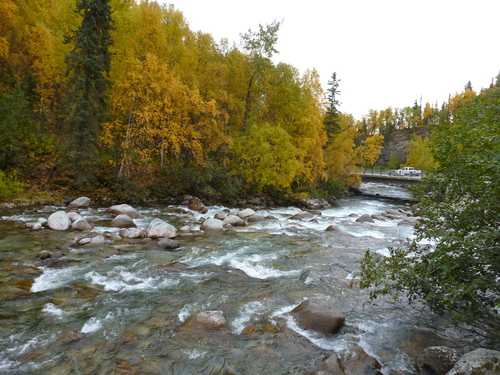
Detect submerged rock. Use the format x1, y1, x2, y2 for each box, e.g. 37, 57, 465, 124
158, 238, 179, 250
180, 310, 230, 332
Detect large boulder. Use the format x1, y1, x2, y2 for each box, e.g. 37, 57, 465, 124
290, 298, 345, 335
200, 218, 224, 232
47, 211, 71, 231
223, 214, 246, 227
110, 214, 136, 228
416, 346, 462, 375
180, 311, 230, 333
237, 208, 256, 219
107, 204, 143, 219
146, 218, 176, 238
446, 349, 500, 375
67, 196, 91, 208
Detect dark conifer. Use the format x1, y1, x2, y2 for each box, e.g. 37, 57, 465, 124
64, 0, 114, 189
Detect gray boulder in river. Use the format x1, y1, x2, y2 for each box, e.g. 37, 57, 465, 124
67, 196, 91, 208
110, 214, 136, 228
200, 218, 224, 232
146, 218, 176, 238
47, 211, 71, 231
106, 204, 143, 219
290, 298, 345, 335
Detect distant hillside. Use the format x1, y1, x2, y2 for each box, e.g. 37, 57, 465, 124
376, 128, 430, 167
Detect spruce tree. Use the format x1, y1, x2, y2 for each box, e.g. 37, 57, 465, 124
64, 0, 114, 189
324, 72, 341, 144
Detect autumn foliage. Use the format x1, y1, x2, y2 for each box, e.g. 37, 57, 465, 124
0, 0, 386, 202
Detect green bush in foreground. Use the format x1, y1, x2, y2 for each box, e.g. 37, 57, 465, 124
360, 86, 500, 341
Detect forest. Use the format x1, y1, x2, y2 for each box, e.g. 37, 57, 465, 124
0, 0, 498, 204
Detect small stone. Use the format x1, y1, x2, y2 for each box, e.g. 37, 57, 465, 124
38, 250, 52, 259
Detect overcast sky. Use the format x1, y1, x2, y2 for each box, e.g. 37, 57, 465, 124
166, 0, 500, 118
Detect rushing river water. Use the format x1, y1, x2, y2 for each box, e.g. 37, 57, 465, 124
0, 183, 469, 374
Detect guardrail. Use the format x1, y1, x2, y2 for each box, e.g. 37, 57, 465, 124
361, 168, 424, 178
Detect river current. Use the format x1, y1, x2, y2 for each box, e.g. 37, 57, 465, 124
0, 183, 465, 374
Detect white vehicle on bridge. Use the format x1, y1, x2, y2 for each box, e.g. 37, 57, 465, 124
396, 167, 421, 176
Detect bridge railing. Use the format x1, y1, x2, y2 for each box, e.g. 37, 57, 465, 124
361, 168, 424, 178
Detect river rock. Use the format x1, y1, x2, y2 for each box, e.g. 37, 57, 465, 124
188, 199, 208, 213
67, 197, 91, 208
290, 298, 345, 335
200, 218, 224, 232
180, 310, 230, 332
340, 344, 383, 375
67, 212, 83, 222
223, 214, 246, 226
38, 250, 52, 259
159, 261, 189, 272
146, 218, 176, 238
110, 214, 136, 228
416, 346, 462, 375
356, 214, 375, 223
83, 235, 106, 246
31, 222, 43, 231
319, 353, 346, 375
47, 211, 71, 231
37, 217, 48, 226
237, 208, 256, 219
214, 212, 227, 220
119, 228, 143, 239
107, 204, 143, 219
52, 250, 65, 259
158, 238, 179, 250
446, 348, 500, 375
325, 225, 354, 237
247, 213, 266, 223
291, 211, 314, 220
71, 218, 92, 231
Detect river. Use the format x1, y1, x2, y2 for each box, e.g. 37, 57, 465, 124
0, 183, 468, 374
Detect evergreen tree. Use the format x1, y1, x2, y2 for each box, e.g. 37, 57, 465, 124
64, 0, 114, 188
324, 72, 341, 143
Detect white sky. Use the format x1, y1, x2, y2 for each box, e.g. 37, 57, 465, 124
166, 0, 500, 119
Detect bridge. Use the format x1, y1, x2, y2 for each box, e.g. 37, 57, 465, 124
359, 169, 423, 185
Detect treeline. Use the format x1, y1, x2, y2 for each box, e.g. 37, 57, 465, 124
0, 0, 383, 202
